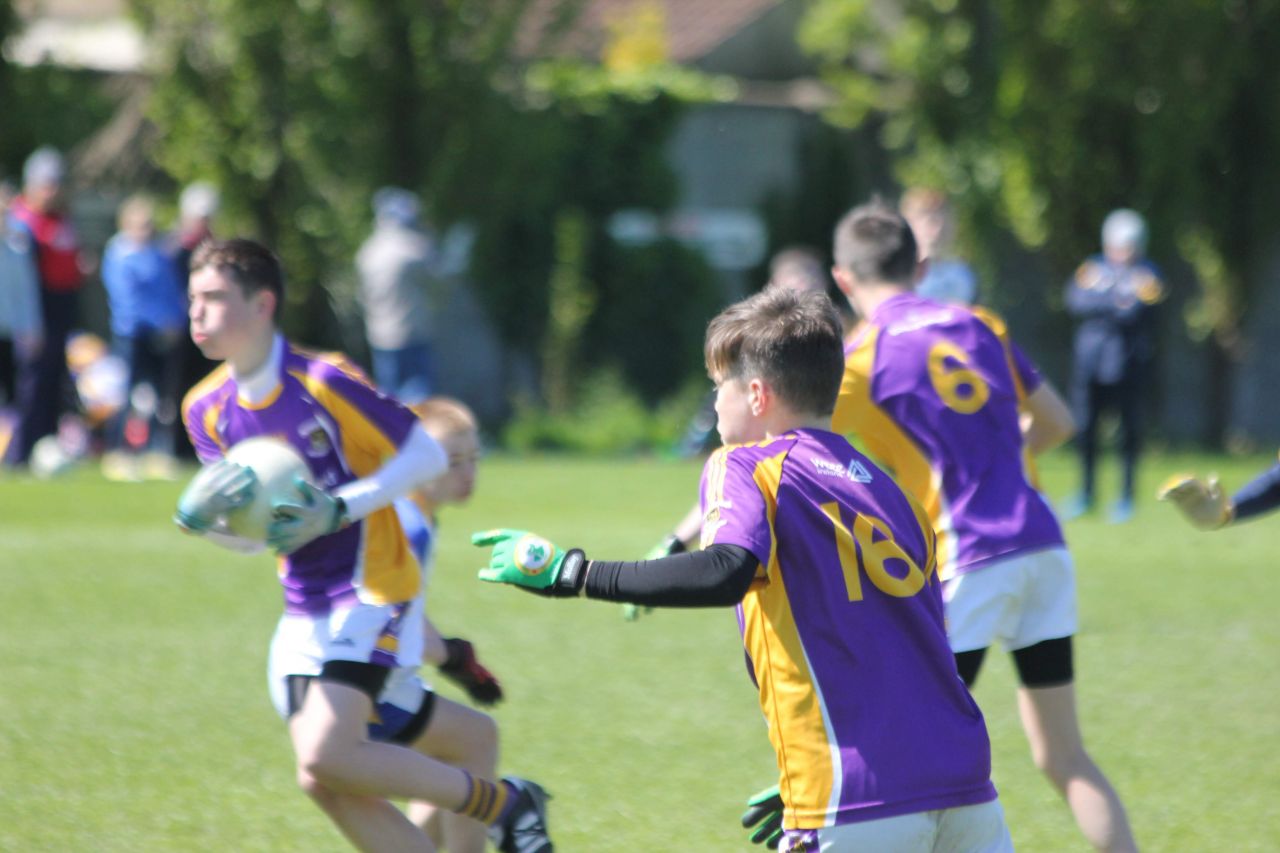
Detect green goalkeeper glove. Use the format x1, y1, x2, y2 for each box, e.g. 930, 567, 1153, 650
741, 785, 784, 849
266, 478, 348, 555
1157, 473, 1233, 530
473, 529, 588, 597
174, 459, 257, 534
621, 533, 687, 621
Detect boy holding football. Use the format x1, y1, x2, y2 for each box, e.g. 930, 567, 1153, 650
174, 238, 550, 853
829, 201, 1137, 852
475, 287, 1012, 851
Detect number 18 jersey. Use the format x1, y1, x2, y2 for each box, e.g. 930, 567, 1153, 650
832, 293, 1065, 580
701, 429, 996, 829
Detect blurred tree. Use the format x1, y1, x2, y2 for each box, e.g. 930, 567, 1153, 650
0, 2, 119, 183
130, 0, 544, 346
132, 0, 724, 409
801, 0, 1280, 443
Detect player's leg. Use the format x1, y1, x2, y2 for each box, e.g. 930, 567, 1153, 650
404, 694, 499, 853
295, 768, 434, 853
290, 663, 473, 801
1078, 379, 1103, 511
1015, 678, 1136, 853
1114, 374, 1142, 519
1008, 549, 1136, 853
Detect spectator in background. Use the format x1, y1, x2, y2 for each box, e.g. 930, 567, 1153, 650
100, 194, 187, 481
901, 187, 979, 306
357, 187, 440, 405
5, 147, 84, 469
0, 180, 43, 458
767, 245, 860, 338
171, 181, 221, 460
1063, 209, 1164, 524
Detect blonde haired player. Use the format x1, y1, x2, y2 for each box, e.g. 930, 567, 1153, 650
383, 396, 509, 850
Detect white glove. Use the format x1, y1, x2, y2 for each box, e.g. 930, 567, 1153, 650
1157, 474, 1232, 530
266, 478, 348, 554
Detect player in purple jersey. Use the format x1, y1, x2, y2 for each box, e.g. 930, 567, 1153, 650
473, 288, 1012, 852
173, 239, 550, 853
830, 202, 1137, 853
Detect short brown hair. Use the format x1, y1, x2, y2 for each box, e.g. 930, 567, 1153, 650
833, 200, 917, 285
899, 186, 948, 219
411, 396, 478, 437
190, 238, 285, 322
704, 288, 845, 417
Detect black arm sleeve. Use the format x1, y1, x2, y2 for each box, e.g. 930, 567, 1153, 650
1231, 462, 1280, 523
582, 543, 758, 608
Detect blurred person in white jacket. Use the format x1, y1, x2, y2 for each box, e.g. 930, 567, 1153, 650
356, 188, 442, 405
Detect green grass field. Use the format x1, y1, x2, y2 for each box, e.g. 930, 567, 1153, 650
2, 450, 1278, 851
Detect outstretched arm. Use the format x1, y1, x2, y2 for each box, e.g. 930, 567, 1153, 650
1230, 462, 1280, 524
473, 529, 757, 607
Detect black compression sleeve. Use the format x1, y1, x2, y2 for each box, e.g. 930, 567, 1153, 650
1231, 462, 1280, 523
583, 543, 758, 608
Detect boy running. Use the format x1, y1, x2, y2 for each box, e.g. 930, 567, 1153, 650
474, 287, 1011, 852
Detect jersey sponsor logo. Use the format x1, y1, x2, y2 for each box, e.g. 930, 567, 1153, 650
812, 457, 873, 483
513, 535, 556, 576
296, 415, 337, 458
887, 309, 954, 336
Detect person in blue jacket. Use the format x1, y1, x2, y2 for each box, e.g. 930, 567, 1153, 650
1062, 209, 1164, 524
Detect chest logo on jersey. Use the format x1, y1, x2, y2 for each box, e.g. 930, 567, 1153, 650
813, 457, 873, 483
296, 418, 335, 457
887, 309, 954, 336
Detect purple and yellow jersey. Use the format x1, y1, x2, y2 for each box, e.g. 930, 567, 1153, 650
832, 293, 1064, 579
701, 429, 996, 829
182, 342, 420, 615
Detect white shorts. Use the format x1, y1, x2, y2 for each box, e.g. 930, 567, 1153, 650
943, 547, 1077, 653
780, 799, 1014, 852
267, 598, 426, 720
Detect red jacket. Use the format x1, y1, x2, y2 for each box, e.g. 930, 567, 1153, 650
10, 197, 83, 293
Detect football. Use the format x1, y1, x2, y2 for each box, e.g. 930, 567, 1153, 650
223, 436, 312, 542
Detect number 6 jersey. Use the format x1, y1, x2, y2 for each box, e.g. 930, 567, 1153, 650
701, 429, 997, 829
832, 293, 1065, 580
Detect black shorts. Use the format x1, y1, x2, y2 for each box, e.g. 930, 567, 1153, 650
954, 636, 1074, 689
284, 663, 438, 745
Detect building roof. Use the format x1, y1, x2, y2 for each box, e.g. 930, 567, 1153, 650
519, 0, 785, 64
9, 0, 142, 72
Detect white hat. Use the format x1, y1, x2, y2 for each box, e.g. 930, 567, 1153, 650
23, 147, 65, 188
179, 182, 221, 220
373, 187, 420, 226
1102, 209, 1147, 253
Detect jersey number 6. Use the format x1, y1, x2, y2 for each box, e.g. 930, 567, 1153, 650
928, 341, 990, 415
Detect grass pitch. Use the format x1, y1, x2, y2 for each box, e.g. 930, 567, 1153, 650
1, 450, 1277, 851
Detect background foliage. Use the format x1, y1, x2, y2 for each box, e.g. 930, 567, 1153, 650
800, 0, 1280, 440
127, 0, 723, 412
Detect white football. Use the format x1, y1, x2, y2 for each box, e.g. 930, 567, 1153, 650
223, 436, 311, 542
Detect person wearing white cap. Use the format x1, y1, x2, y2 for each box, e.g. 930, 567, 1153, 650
1062, 208, 1165, 524
356, 187, 441, 405
5, 146, 85, 468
